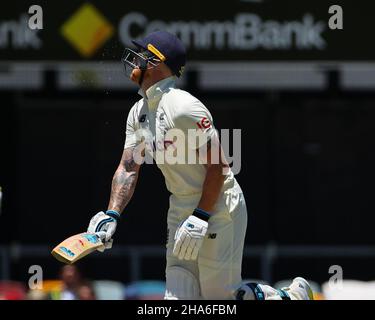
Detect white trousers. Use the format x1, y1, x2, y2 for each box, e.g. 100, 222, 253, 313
165, 182, 248, 300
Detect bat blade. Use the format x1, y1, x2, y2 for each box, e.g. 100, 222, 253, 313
51, 233, 104, 264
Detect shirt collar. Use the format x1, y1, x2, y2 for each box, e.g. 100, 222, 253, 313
138, 76, 176, 108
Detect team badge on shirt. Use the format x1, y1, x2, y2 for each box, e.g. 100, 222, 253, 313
196, 117, 211, 130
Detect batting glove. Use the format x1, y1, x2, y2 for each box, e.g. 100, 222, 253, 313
87, 210, 120, 252
173, 208, 210, 260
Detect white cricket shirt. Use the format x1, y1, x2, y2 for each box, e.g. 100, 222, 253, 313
124, 76, 236, 197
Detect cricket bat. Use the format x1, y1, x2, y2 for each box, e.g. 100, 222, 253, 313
51, 233, 105, 264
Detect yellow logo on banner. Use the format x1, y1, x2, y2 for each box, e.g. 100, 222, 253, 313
61, 3, 114, 58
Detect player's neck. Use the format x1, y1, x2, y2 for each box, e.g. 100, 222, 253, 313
141, 71, 173, 93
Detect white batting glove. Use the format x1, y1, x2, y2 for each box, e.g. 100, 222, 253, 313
173, 209, 210, 260
87, 210, 120, 252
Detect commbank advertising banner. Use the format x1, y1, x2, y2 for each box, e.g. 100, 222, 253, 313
0, 0, 372, 62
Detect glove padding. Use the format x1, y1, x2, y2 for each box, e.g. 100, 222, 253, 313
87, 211, 118, 252
173, 215, 208, 260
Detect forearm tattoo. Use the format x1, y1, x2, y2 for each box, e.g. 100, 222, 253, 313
124, 157, 137, 172
108, 149, 139, 213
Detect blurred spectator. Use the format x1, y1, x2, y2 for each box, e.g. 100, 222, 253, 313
77, 282, 96, 300
57, 265, 83, 300
45, 265, 97, 300
32, 265, 96, 300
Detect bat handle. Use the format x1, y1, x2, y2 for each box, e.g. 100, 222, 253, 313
95, 231, 106, 242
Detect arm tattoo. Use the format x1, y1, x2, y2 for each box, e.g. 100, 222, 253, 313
124, 158, 137, 172
108, 148, 140, 213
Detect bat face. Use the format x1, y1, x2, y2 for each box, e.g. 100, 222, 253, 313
51, 233, 104, 264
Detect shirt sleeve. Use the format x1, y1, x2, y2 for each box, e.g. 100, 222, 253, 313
174, 101, 217, 150
124, 103, 139, 149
